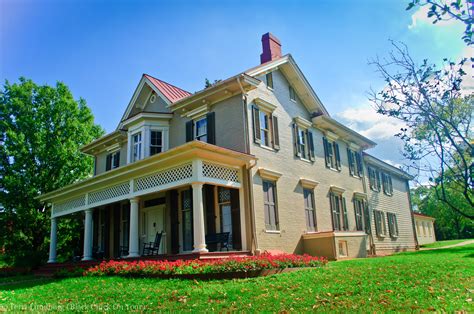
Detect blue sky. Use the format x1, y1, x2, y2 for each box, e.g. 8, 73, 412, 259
0, 0, 468, 167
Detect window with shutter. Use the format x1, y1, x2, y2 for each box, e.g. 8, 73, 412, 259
363, 201, 371, 234
304, 189, 317, 232
106, 150, 120, 171
253, 104, 279, 150
369, 167, 381, 192
263, 180, 279, 231
206, 112, 216, 145
387, 213, 399, 237
329, 192, 348, 231
323, 137, 340, 170
347, 148, 362, 178
354, 198, 364, 231
374, 210, 387, 237
272, 116, 279, 150
382, 173, 393, 196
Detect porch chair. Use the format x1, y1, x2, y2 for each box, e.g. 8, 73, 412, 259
142, 231, 163, 256
205, 232, 230, 252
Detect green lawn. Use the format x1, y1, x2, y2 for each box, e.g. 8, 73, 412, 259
420, 239, 473, 249
1, 245, 473, 312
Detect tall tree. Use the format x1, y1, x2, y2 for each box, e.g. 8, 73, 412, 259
406, 0, 473, 45
0, 78, 104, 266
369, 42, 473, 219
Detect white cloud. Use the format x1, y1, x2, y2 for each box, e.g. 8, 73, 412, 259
336, 105, 406, 140
382, 159, 403, 169
408, 5, 457, 29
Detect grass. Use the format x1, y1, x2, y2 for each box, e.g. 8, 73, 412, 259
421, 238, 473, 249
1, 245, 473, 312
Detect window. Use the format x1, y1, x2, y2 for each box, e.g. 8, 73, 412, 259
329, 192, 348, 231
323, 137, 341, 170
266, 72, 273, 89
353, 198, 365, 231
252, 105, 279, 150
368, 167, 381, 192
218, 187, 233, 248
195, 117, 208, 142
132, 132, 142, 162
347, 148, 363, 177
121, 205, 130, 249
304, 189, 317, 232
382, 173, 394, 196
289, 86, 296, 101
374, 210, 387, 237
293, 118, 315, 161
106, 150, 120, 171
150, 130, 163, 156
338, 240, 348, 257
263, 180, 279, 231
259, 111, 271, 147
387, 213, 399, 237
185, 112, 215, 145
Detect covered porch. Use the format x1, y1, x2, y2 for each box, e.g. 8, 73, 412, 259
39, 141, 256, 263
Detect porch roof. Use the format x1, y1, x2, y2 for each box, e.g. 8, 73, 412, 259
37, 141, 256, 206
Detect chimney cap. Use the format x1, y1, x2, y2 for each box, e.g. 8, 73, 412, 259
261, 32, 281, 45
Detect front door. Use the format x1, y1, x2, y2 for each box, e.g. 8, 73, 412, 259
143, 205, 165, 254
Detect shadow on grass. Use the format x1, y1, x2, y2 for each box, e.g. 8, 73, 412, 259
0, 276, 65, 291
399, 245, 474, 258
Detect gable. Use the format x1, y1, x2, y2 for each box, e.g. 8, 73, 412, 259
246, 54, 330, 117
118, 75, 191, 130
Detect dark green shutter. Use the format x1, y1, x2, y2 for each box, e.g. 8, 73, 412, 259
106, 154, 112, 171
185, 120, 194, 142
114, 152, 120, 168
388, 176, 393, 194
356, 153, 363, 177
206, 112, 216, 145
323, 137, 331, 168
293, 124, 301, 157
272, 115, 280, 150
308, 131, 315, 161
230, 189, 242, 250
342, 197, 349, 231
347, 148, 354, 175
252, 106, 261, 143
334, 143, 341, 170
169, 190, 180, 254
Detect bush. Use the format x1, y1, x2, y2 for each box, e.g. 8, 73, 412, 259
84, 253, 327, 277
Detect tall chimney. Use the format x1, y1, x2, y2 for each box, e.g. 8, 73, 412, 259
260, 32, 282, 64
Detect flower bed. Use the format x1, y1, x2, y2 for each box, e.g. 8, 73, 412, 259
84, 254, 327, 279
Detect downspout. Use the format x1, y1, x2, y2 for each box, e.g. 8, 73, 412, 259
237, 76, 259, 254
361, 158, 376, 256
406, 180, 419, 250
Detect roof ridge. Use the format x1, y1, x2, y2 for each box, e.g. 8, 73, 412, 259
143, 73, 192, 95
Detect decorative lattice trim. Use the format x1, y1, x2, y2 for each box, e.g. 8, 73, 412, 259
202, 162, 239, 183
88, 182, 130, 204
135, 163, 193, 192
54, 195, 86, 213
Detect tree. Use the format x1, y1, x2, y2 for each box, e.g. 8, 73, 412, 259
204, 78, 222, 88
406, 0, 473, 45
412, 185, 473, 240
0, 78, 104, 266
369, 42, 473, 219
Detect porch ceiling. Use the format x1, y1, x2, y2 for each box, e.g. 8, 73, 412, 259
38, 141, 256, 218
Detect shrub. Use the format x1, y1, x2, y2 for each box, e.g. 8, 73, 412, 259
84, 253, 327, 277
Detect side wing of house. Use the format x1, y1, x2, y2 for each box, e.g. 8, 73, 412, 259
364, 154, 417, 253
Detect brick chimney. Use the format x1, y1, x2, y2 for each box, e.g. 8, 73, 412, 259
260, 32, 282, 64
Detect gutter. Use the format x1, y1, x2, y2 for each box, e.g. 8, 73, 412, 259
237, 75, 259, 254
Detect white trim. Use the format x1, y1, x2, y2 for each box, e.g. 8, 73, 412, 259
324, 130, 339, 141
258, 167, 282, 181
330, 185, 345, 194
254, 97, 277, 112
294, 116, 312, 129
122, 113, 173, 129
181, 104, 210, 119
353, 192, 367, 199
299, 178, 319, 190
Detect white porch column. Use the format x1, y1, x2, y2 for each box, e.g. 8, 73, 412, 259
239, 186, 248, 251
192, 182, 208, 253
128, 198, 140, 257
82, 209, 93, 261
47, 217, 58, 263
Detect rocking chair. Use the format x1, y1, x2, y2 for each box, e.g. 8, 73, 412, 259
143, 231, 163, 256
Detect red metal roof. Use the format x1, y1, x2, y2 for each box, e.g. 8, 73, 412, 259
144, 74, 192, 103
